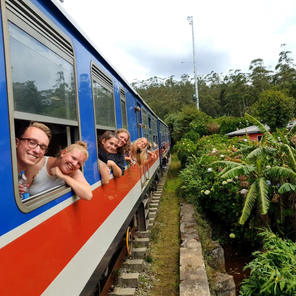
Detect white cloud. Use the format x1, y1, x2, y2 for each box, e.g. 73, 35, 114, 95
61, 0, 296, 82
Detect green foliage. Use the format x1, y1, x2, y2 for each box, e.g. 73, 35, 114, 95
165, 107, 211, 144
240, 229, 296, 295
183, 130, 200, 142
174, 138, 196, 168
251, 89, 295, 132
219, 116, 252, 135
206, 122, 220, 134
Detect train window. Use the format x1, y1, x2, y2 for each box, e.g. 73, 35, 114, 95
9, 23, 76, 120
3, 0, 79, 212
136, 103, 142, 138
91, 64, 115, 130
142, 109, 148, 139
148, 115, 153, 148
153, 117, 158, 147
120, 88, 128, 129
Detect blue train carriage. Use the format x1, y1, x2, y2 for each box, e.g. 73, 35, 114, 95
158, 118, 171, 167
0, 0, 169, 295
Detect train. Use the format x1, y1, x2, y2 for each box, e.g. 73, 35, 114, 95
0, 0, 170, 295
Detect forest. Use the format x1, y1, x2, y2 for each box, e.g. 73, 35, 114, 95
131, 44, 296, 140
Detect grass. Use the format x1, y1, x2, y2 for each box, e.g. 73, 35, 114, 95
150, 154, 181, 296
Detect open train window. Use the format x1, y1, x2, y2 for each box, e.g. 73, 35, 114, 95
2, 0, 79, 212
120, 88, 128, 129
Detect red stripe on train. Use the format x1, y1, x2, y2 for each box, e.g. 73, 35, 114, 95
0, 159, 157, 296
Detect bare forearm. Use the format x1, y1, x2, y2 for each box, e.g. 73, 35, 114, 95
62, 175, 93, 200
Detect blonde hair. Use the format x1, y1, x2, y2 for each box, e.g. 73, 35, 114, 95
58, 141, 89, 159
132, 137, 148, 167
116, 128, 131, 155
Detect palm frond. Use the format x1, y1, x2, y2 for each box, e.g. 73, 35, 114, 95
219, 165, 256, 179
234, 144, 257, 156
211, 160, 242, 169
257, 178, 270, 215
269, 166, 296, 180
239, 182, 257, 225
245, 113, 277, 146
279, 183, 296, 194
288, 123, 296, 135
281, 144, 296, 171
246, 147, 277, 161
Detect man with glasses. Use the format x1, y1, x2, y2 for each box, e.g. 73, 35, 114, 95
16, 122, 52, 174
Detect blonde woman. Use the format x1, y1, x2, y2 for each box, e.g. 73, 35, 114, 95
24, 141, 92, 200
130, 137, 156, 167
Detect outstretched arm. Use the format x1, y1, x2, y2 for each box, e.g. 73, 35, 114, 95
50, 166, 93, 200
98, 159, 111, 185
107, 160, 122, 178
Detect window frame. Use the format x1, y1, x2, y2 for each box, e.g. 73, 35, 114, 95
120, 87, 128, 129
2, 0, 80, 213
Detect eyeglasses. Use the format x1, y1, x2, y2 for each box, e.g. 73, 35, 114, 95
19, 138, 48, 153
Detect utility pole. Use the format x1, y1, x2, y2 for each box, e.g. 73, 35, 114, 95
187, 16, 199, 110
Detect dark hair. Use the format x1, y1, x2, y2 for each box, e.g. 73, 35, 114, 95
98, 131, 119, 150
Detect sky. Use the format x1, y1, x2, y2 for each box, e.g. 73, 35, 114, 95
60, 0, 296, 84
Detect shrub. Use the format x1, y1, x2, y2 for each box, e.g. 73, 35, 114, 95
240, 229, 296, 295
183, 130, 200, 142
207, 122, 220, 134
174, 138, 196, 168
219, 117, 251, 135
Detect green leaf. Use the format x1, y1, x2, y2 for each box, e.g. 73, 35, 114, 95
279, 183, 296, 194
257, 178, 270, 215
239, 182, 257, 225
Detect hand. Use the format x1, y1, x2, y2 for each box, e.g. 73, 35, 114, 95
50, 166, 64, 179
107, 160, 115, 169
125, 156, 134, 166
19, 184, 26, 195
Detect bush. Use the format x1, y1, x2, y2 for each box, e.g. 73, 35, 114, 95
240, 229, 296, 295
183, 130, 200, 142
174, 138, 196, 168
219, 117, 251, 135
207, 122, 220, 134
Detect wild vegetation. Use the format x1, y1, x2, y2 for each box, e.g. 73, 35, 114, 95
135, 44, 296, 295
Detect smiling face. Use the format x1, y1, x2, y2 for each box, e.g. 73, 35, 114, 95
117, 132, 129, 148
102, 137, 119, 153
137, 138, 148, 150
16, 126, 50, 173
59, 148, 87, 174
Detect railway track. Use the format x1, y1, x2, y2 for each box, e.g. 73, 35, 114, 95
97, 167, 169, 296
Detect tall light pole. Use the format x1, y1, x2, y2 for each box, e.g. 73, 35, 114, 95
187, 16, 199, 110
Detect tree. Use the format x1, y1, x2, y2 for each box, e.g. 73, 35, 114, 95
248, 58, 272, 101
251, 89, 295, 132
273, 44, 296, 91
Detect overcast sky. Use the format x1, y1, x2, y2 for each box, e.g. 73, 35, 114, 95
61, 0, 296, 84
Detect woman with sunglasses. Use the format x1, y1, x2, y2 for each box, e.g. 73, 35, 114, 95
24, 141, 92, 201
